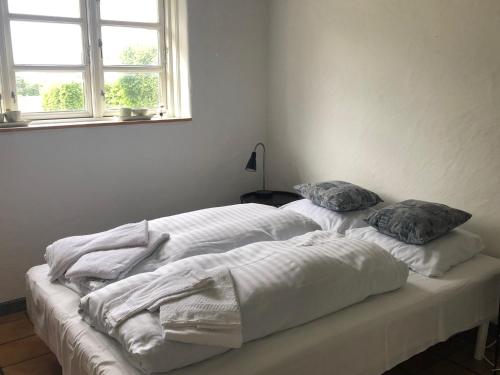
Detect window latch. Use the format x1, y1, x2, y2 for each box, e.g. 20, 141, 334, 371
11, 91, 16, 104
100, 89, 105, 98
98, 38, 103, 59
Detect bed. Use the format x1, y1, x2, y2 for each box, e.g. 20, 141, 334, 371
27, 253, 500, 375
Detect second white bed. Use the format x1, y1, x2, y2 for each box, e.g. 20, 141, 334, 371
26, 253, 500, 375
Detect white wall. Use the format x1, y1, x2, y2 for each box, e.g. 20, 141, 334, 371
3, 0, 500, 302
0, 0, 269, 302
268, 0, 500, 255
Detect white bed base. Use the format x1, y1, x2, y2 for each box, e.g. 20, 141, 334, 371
27, 255, 500, 375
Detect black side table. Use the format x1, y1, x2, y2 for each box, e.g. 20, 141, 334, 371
240, 191, 301, 208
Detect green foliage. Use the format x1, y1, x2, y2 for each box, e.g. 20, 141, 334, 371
104, 82, 125, 108
105, 73, 158, 108
37, 46, 159, 112
16, 78, 41, 96
120, 46, 157, 65
104, 46, 159, 109
41, 82, 84, 111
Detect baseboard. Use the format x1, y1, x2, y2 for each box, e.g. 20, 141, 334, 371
0, 298, 26, 316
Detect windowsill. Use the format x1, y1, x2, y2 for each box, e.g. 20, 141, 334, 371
0, 117, 193, 133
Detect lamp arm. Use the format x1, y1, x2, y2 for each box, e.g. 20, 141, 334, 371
253, 142, 266, 191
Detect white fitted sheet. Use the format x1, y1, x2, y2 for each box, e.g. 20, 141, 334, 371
27, 254, 500, 375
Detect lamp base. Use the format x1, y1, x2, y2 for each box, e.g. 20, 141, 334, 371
255, 190, 273, 198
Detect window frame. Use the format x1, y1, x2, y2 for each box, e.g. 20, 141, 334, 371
0, 0, 177, 121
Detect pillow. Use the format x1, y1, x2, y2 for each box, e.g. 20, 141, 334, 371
365, 199, 472, 245
294, 181, 383, 212
280, 199, 374, 234
345, 226, 484, 277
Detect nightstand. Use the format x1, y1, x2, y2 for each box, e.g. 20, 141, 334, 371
240, 191, 301, 207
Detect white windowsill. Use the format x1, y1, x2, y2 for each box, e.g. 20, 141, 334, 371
0, 116, 192, 132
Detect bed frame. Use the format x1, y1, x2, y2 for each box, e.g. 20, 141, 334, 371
26, 253, 500, 375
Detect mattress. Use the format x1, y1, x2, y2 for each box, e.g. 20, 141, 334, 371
27, 254, 500, 375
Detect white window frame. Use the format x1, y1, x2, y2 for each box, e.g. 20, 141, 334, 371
0, 0, 188, 121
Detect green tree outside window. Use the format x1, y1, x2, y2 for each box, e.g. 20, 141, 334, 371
42, 82, 84, 111
16, 78, 41, 97
40, 46, 159, 112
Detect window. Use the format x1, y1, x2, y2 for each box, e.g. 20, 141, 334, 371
0, 0, 190, 121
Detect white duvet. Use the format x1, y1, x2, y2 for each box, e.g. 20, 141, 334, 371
68, 203, 320, 294
80, 231, 409, 374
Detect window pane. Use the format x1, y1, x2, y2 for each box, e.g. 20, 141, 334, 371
102, 27, 159, 66
104, 72, 160, 110
8, 0, 80, 18
100, 0, 158, 23
11, 21, 83, 65
16, 72, 86, 113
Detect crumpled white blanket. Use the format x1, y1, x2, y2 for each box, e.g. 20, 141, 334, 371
80, 230, 409, 373
45, 221, 149, 281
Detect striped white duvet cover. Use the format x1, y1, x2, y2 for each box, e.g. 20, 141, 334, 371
73, 203, 321, 294
80, 231, 409, 374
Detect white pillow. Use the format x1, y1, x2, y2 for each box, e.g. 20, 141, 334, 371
345, 226, 484, 277
280, 199, 374, 234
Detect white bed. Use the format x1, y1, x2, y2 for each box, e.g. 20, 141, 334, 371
26, 253, 500, 375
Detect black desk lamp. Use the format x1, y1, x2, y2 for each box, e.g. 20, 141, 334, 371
245, 143, 273, 198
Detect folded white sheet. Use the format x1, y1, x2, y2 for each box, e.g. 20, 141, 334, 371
45, 221, 149, 282
159, 267, 242, 348
66, 231, 170, 281
80, 231, 409, 373
105, 266, 214, 327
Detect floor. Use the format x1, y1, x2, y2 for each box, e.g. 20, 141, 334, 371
0, 311, 497, 375
0, 311, 60, 375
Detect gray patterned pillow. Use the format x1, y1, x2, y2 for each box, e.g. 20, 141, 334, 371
366, 199, 472, 245
294, 181, 383, 212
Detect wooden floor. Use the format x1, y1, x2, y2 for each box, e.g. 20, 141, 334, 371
0, 311, 61, 375
0, 311, 496, 375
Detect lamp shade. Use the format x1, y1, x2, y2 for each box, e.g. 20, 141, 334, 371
245, 151, 257, 171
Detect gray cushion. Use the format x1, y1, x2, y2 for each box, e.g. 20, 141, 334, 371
294, 181, 382, 212
365, 199, 472, 245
